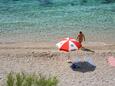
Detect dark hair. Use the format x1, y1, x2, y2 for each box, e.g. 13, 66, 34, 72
79, 31, 82, 34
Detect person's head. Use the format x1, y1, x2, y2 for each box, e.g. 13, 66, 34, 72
79, 31, 82, 34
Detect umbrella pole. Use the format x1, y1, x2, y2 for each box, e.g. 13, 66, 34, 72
67, 52, 72, 63
68, 52, 71, 60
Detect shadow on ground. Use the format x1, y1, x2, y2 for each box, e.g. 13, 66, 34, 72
81, 47, 95, 53
70, 61, 96, 73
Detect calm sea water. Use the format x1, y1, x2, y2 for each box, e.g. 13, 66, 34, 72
0, 0, 115, 44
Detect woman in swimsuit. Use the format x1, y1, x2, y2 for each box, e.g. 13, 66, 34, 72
77, 31, 85, 44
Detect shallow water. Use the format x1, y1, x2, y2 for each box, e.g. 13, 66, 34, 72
0, 0, 115, 44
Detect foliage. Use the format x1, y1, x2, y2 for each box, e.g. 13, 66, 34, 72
6, 72, 58, 86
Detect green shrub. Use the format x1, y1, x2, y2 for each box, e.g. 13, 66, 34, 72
7, 72, 15, 86
16, 73, 25, 86
6, 72, 58, 86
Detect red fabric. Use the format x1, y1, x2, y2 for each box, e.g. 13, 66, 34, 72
57, 37, 82, 52
60, 41, 69, 52
78, 34, 80, 37
69, 37, 74, 40
72, 41, 82, 49
108, 56, 115, 67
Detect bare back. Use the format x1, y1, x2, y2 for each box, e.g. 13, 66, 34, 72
77, 33, 85, 43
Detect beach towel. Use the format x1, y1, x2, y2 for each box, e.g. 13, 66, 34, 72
70, 57, 81, 70
74, 57, 96, 66
108, 56, 115, 67
70, 57, 96, 72
75, 57, 81, 62
85, 57, 96, 67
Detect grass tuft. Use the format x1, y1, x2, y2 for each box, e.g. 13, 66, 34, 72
6, 72, 58, 86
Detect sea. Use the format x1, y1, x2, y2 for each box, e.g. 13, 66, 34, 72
0, 0, 115, 44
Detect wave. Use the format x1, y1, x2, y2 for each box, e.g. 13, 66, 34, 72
0, 0, 115, 6
0, 0, 115, 43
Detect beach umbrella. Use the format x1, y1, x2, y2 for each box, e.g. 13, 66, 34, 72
56, 37, 82, 62
56, 37, 82, 52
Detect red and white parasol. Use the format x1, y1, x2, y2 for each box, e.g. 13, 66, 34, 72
56, 37, 82, 52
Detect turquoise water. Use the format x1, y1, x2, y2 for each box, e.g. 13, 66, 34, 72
0, 0, 115, 43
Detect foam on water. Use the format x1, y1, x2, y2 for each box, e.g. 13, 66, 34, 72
0, 0, 115, 44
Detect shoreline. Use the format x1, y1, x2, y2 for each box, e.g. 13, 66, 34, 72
0, 41, 114, 50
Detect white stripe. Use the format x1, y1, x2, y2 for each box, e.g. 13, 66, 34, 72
65, 37, 69, 41
69, 41, 78, 51
56, 40, 67, 49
